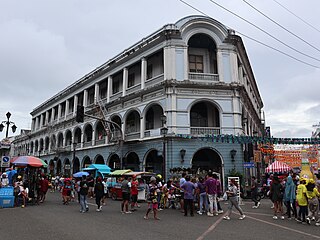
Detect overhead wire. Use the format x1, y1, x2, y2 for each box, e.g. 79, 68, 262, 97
272, 0, 320, 34
206, 0, 320, 63
242, 0, 320, 53
178, 0, 320, 68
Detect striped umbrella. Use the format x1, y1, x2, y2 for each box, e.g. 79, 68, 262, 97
265, 161, 291, 173
12, 156, 47, 168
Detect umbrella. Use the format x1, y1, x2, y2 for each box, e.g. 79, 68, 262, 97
265, 161, 291, 173
12, 156, 47, 168
73, 171, 89, 178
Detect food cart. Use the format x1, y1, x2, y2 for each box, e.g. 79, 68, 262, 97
109, 171, 155, 201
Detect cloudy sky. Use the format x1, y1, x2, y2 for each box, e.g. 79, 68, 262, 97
0, 0, 319, 139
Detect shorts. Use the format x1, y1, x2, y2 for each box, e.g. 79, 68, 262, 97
122, 192, 130, 201
131, 194, 138, 203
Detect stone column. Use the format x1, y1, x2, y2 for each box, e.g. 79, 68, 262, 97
141, 58, 147, 89
65, 99, 69, 119
140, 116, 145, 139
107, 76, 112, 103
83, 90, 88, 107
73, 95, 78, 117
122, 67, 128, 97
94, 83, 99, 103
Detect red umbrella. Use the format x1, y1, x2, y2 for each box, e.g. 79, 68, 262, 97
12, 156, 47, 167
265, 161, 291, 173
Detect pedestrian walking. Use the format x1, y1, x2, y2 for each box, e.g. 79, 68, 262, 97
121, 176, 131, 214
284, 175, 297, 220
181, 175, 195, 217
179, 173, 186, 213
305, 179, 320, 225
130, 175, 139, 211
197, 177, 208, 215
205, 172, 218, 216
251, 176, 260, 208
87, 174, 94, 199
296, 178, 308, 223
102, 177, 108, 206
94, 177, 104, 212
213, 174, 224, 214
39, 175, 49, 203
270, 176, 285, 220
79, 175, 89, 213
144, 176, 160, 220
223, 179, 245, 220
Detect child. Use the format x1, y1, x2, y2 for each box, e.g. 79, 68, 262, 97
144, 177, 160, 220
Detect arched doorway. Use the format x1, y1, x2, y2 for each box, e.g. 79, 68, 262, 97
124, 152, 140, 171
73, 157, 80, 173
95, 155, 105, 164
145, 149, 163, 175
56, 159, 62, 176
109, 154, 120, 170
82, 156, 91, 168
192, 148, 223, 177
64, 158, 71, 177
49, 160, 55, 176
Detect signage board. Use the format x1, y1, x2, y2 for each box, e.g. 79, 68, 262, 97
1, 156, 10, 168
244, 162, 255, 168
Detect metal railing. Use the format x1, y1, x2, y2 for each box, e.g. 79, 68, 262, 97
190, 127, 221, 135
126, 83, 141, 95
145, 74, 164, 88
95, 138, 106, 145
188, 73, 219, 82
83, 141, 92, 147
125, 132, 140, 140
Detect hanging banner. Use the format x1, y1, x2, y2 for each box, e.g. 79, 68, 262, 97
254, 150, 261, 163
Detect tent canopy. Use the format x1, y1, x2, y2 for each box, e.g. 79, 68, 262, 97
265, 161, 291, 173
83, 164, 111, 175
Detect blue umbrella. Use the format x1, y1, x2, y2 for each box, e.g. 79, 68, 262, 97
73, 171, 89, 178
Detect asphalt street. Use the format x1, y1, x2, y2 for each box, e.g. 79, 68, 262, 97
1, 192, 320, 240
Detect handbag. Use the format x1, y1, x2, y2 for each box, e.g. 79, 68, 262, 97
222, 192, 228, 201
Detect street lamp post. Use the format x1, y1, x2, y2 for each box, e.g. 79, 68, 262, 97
0, 112, 17, 138
72, 142, 77, 173
160, 115, 168, 181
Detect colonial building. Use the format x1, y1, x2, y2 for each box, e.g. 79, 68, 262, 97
13, 15, 265, 182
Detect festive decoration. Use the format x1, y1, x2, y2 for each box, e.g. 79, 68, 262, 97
176, 134, 320, 145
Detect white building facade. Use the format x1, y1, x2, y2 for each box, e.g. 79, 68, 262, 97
13, 16, 264, 181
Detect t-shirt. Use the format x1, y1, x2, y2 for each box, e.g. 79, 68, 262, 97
296, 184, 307, 206
197, 182, 206, 194
121, 180, 130, 193
205, 178, 217, 195
131, 180, 138, 195
80, 180, 88, 195
181, 181, 195, 200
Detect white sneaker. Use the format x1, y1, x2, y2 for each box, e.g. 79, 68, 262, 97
218, 210, 224, 214
257, 202, 261, 207
223, 216, 230, 220
239, 215, 246, 220
207, 212, 213, 217
281, 216, 285, 220
96, 209, 101, 212
252, 206, 257, 209
273, 216, 278, 220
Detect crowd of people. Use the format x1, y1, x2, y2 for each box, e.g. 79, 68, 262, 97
259, 173, 320, 226
1, 169, 320, 228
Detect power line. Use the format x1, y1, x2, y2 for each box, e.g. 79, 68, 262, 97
206, 0, 320, 63
178, 0, 320, 68
272, 0, 320, 34
242, 0, 320, 53
238, 32, 320, 69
